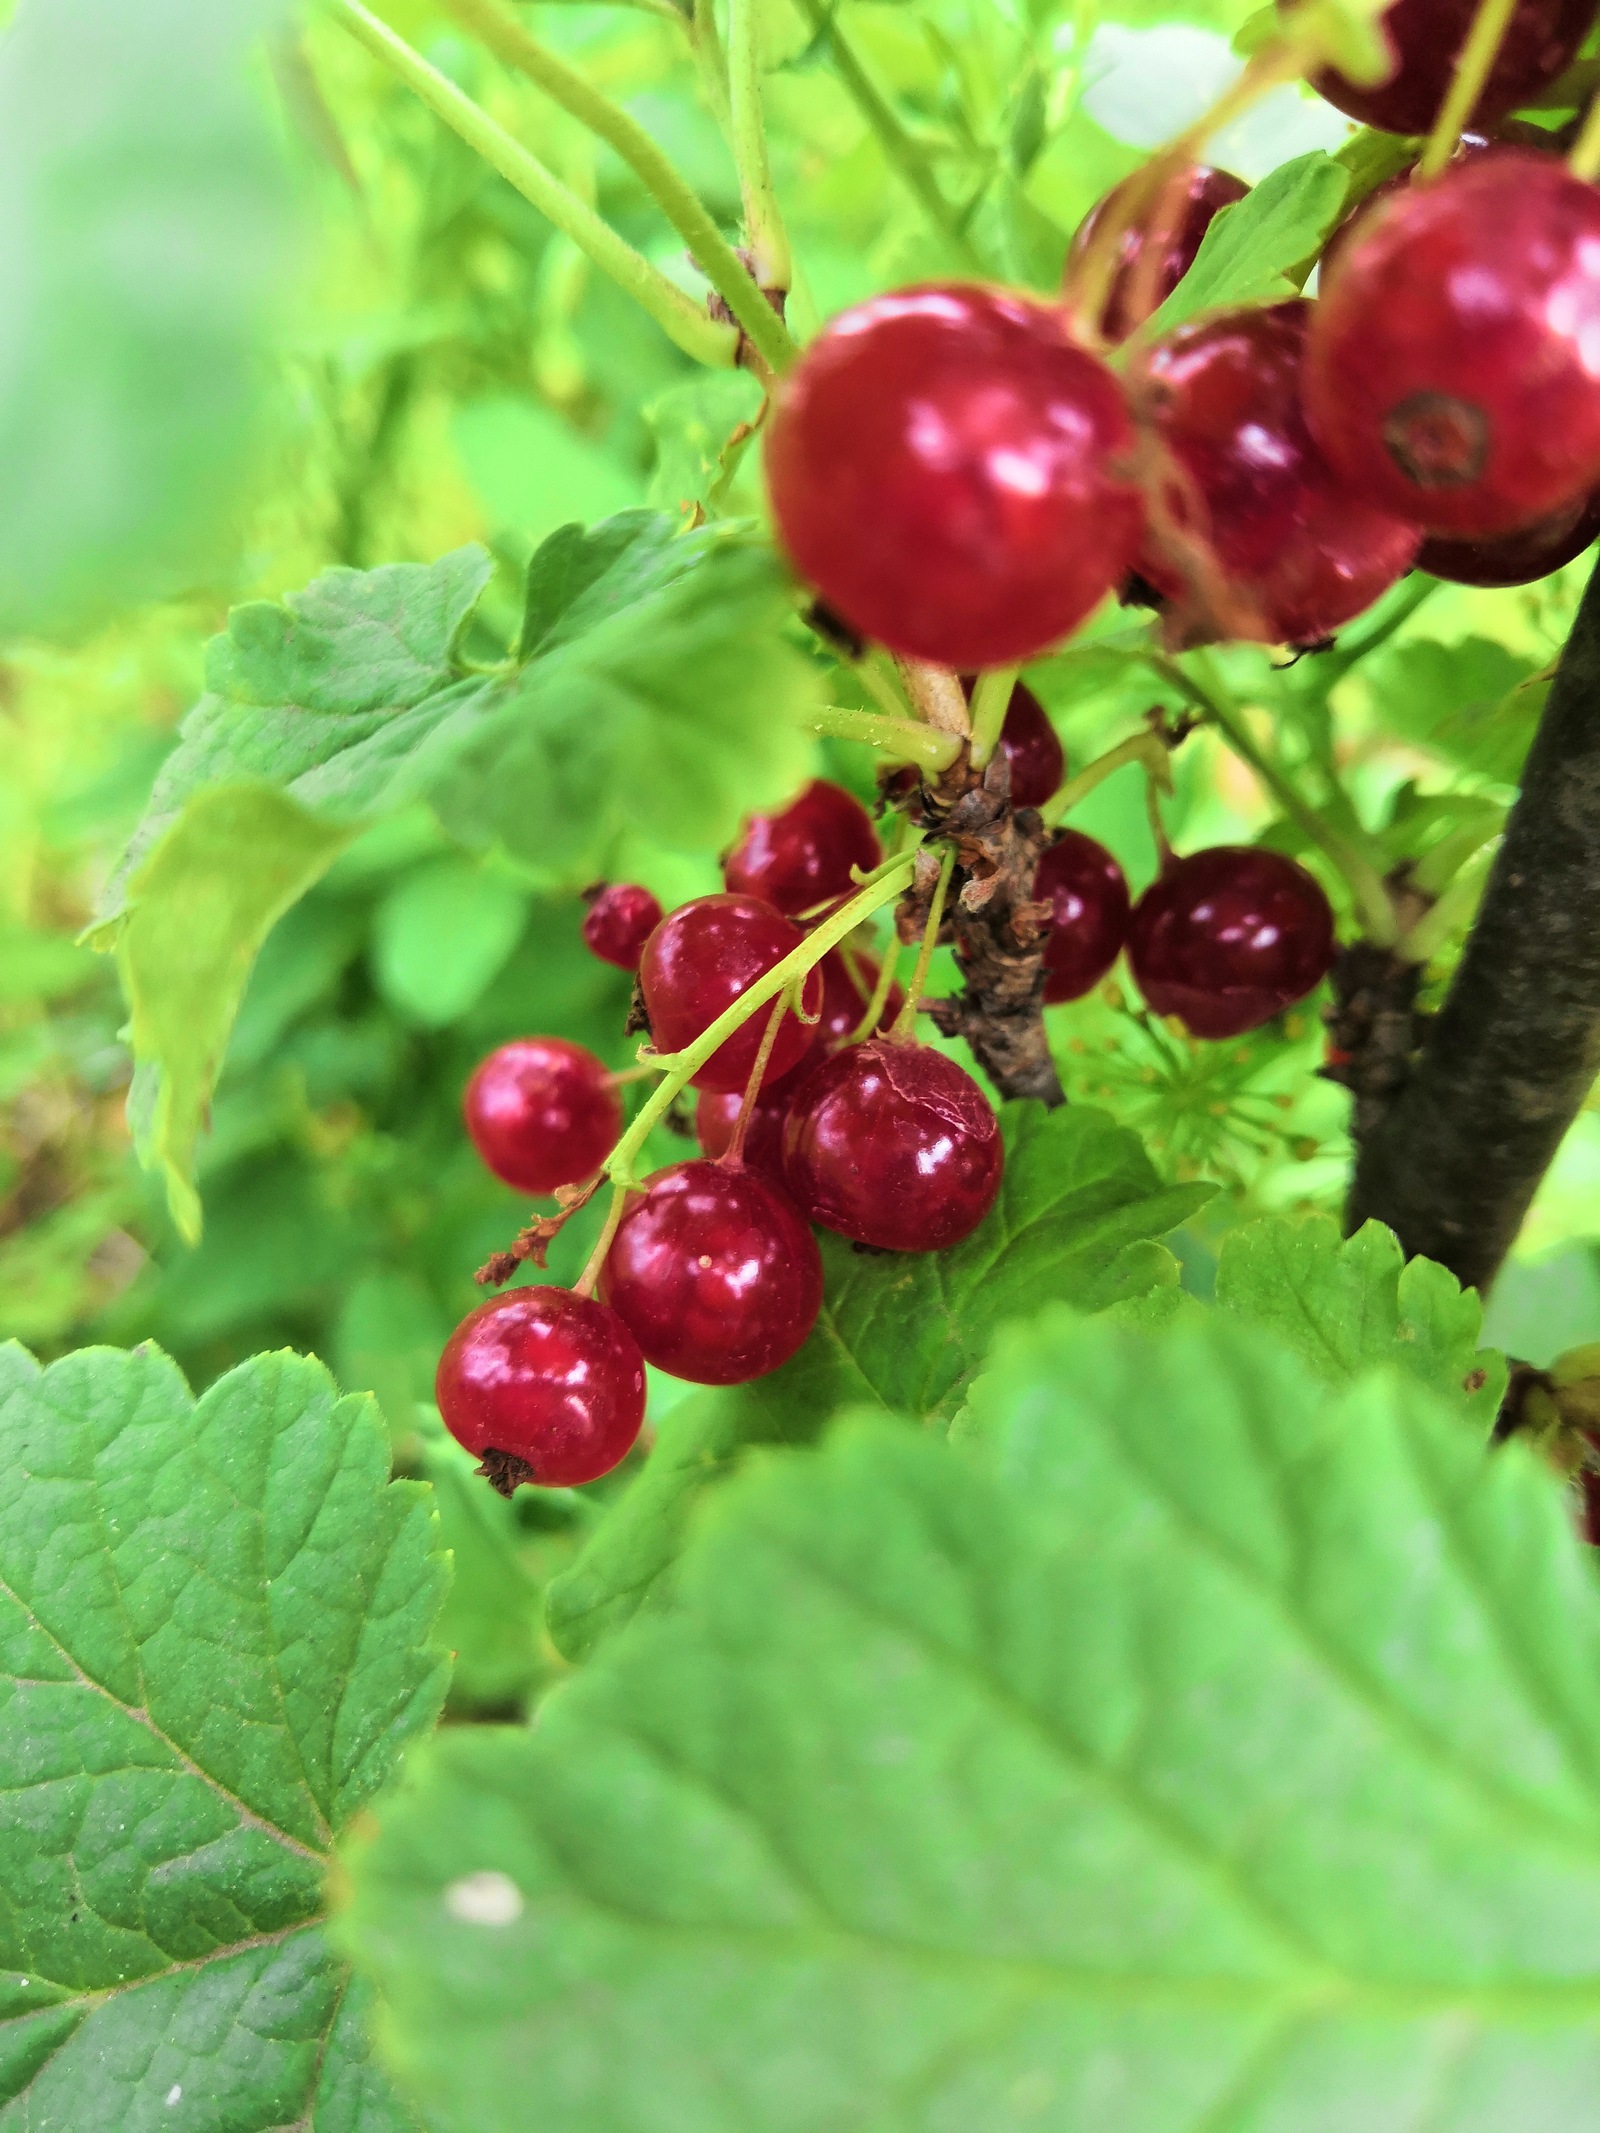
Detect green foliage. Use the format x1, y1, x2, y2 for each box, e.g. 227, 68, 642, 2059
0, 0, 296, 638
544, 1101, 1210, 1658
1142, 151, 1348, 337
340, 1307, 1600, 2133
0, 1339, 447, 2125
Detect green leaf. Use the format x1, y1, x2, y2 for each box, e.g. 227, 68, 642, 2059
342, 1308, 1600, 2132
0, 1340, 447, 2128
0, 0, 297, 636
543, 1101, 1210, 1658
109, 783, 355, 1243
1357, 636, 1546, 784
1142, 151, 1349, 338
428, 520, 818, 882
371, 859, 528, 1028
643, 373, 764, 520
417, 1419, 547, 1715
103, 514, 817, 1231
1214, 1212, 1506, 1424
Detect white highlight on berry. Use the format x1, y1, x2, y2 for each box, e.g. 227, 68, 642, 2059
445, 1870, 524, 1926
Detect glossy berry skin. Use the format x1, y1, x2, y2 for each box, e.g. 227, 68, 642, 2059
723, 780, 881, 917
1036, 831, 1130, 1005
1418, 485, 1600, 587
784, 1039, 1003, 1253
765, 284, 1145, 670
582, 882, 663, 972
435, 1287, 645, 1488
640, 894, 822, 1093
816, 945, 904, 1042
1138, 301, 1420, 645
601, 1159, 823, 1385
1127, 847, 1335, 1040
1065, 166, 1249, 342
1304, 0, 1593, 136
961, 679, 1065, 808
694, 1076, 798, 1180
464, 1038, 621, 1196
1305, 156, 1600, 540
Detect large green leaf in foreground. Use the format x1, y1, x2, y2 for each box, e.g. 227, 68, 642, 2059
0, 1343, 447, 2128
543, 1101, 1210, 1659
345, 1310, 1600, 2131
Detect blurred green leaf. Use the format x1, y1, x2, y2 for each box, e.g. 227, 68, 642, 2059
544, 1102, 1210, 1658
1142, 150, 1348, 337
0, 0, 298, 637
345, 1308, 1600, 2132
1357, 636, 1546, 783
108, 783, 354, 1243
643, 372, 764, 520
0, 1339, 445, 2126
371, 859, 527, 1028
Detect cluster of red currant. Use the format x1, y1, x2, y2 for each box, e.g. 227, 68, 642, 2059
767, 0, 1600, 660
436, 0, 1600, 1499
437, 744, 1334, 1490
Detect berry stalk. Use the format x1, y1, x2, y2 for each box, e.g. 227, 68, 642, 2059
727, 0, 792, 297
608, 855, 917, 1186
808, 704, 963, 771
967, 667, 1022, 773
327, 0, 741, 371
1416, 0, 1519, 180
438, 0, 797, 375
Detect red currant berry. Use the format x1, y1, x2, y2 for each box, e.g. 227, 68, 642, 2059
601, 1159, 823, 1384
722, 780, 882, 916
639, 893, 822, 1092
1127, 846, 1335, 1040
464, 1037, 621, 1195
816, 945, 904, 1043
1036, 830, 1130, 1004
962, 678, 1065, 808
1064, 165, 1249, 342
784, 1039, 1003, 1252
581, 882, 663, 971
694, 1077, 798, 1180
1303, 0, 1593, 137
435, 1287, 645, 1490
1305, 155, 1600, 539
1418, 484, 1600, 586
765, 284, 1144, 669
1137, 300, 1420, 646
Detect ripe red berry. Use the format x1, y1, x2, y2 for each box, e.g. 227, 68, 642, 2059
694, 1077, 797, 1179
1304, 155, 1600, 540
784, 1038, 1003, 1252
1064, 165, 1249, 342
1304, 0, 1593, 136
1417, 485, 1600, 587
582, 882, 663, 971
435, 1287, 645, 1490
722, 780, 882, 916
764, 284, 1144, 669
601, 1159, 823, 1384
1127, 846, 1335, 1040
963, 679, 1065, 808
639, 893, 822, 1092
1136, 300, 1420, 646
816, 945, 904, 1042
1036, 830, 1130, 1004
464, 1037, 621, 1195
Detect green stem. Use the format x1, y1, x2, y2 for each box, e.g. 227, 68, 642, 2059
609, 858, 916, 1184
1171, 651, 1399, 944
1043, 729, 1170, 824
1418, 0, 1518, 179
848, 932, 903, 1041
691, 0, 733, 130
1410, 809, 1503, 898
437, 0, 794, 375
1571, 77, 1600, 179
810, 704, 962, 770
968, 666, 1019, 773
788, 0, 986, 272
1400, 847, 1494, 964
891, 845, 956, 1038
728, 0, 792, 292
330, 0, 738, 369
576, 1180, 629, 1296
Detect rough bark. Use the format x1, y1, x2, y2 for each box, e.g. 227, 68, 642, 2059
1347, 556, 1600, 1293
